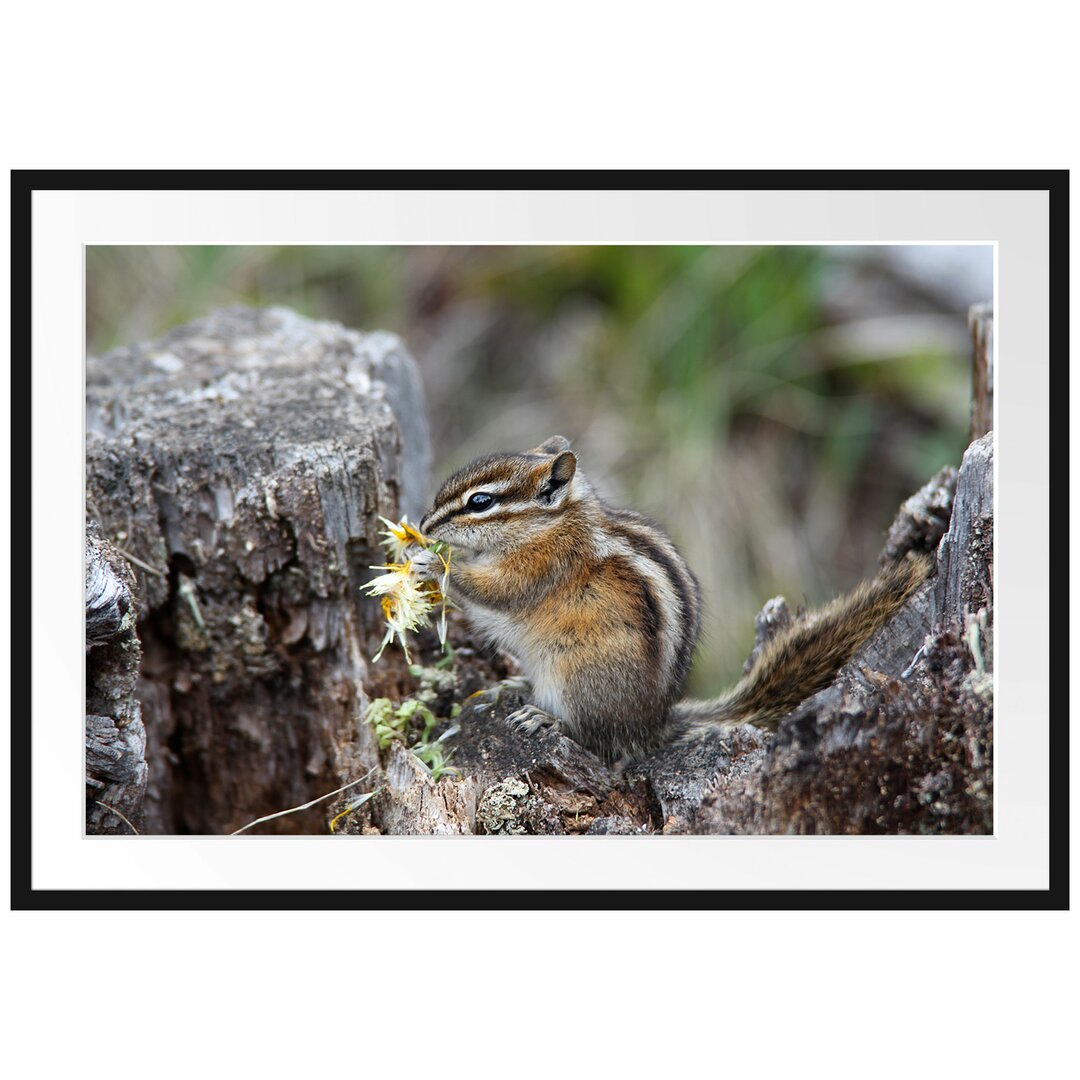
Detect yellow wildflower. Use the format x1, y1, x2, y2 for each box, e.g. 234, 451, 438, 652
363, 520, 453, 662
377, 515, 429, 563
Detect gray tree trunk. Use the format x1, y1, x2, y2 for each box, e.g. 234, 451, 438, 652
86, 306, 430, 833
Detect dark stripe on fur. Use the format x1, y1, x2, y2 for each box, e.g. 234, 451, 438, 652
605, 511, 701, 689
427, 505, 536, 532
635, 576, 663, 664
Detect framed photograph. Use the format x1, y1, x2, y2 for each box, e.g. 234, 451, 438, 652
11, 171, 1067, 909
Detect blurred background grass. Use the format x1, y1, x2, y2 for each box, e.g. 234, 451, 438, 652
86, 244, 991, 693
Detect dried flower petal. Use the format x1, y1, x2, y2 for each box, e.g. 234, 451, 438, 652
362, 520, 453, 662
378, 516, 429, 563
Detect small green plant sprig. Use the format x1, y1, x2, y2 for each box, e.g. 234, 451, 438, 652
364, 696, 460, 781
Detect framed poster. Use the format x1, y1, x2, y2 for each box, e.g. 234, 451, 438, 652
10, 170, 1066, 909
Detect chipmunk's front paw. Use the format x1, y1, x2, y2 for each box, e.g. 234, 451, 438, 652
407, 546, 441, 581
506, 704, 562, 736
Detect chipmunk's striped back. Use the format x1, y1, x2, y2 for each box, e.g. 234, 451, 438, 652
419, 436, 931, 762
599, 503, 702, 702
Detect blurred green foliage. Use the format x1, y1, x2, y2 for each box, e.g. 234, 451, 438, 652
86, 244, 984, 691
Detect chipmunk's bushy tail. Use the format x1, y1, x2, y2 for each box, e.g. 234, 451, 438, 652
669, 552, 933, 737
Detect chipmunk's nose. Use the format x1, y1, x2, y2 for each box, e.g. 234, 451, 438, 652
419, 512, 431, 533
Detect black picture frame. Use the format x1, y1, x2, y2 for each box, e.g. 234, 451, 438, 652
9, 169, 1069, 911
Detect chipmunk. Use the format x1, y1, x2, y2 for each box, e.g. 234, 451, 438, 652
413, 436, 931, 763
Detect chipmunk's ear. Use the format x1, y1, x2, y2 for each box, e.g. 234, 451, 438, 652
536, 450, 577, 504
531, 435, 571, 455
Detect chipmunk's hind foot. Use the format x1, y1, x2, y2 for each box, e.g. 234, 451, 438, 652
506, 704, 562, 736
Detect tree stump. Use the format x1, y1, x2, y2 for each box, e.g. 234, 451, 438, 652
86, 306, 431, 833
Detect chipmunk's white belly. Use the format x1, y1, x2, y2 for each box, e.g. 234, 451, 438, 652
462, 604, 565, 716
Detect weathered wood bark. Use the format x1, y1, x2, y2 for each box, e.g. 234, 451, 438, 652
86, 524, 148, 833
86, 306, 431, 833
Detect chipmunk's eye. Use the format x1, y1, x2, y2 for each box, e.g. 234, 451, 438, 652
466, 492, 495, 511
